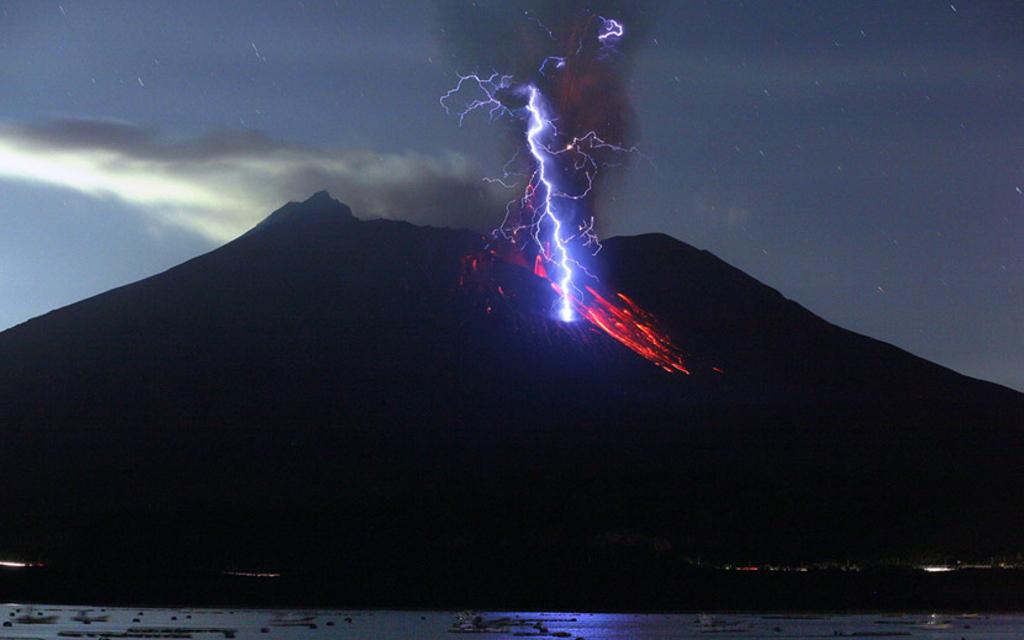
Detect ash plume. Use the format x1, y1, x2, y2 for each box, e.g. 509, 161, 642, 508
435, 0, 654, 227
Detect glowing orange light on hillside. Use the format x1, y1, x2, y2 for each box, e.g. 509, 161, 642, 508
550, 281, 689, 375
461, 246, 692, 375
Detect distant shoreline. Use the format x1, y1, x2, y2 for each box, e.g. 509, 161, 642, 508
4, 566, 1024, 612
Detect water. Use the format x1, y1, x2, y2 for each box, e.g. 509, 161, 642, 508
1, 605, 1020, 639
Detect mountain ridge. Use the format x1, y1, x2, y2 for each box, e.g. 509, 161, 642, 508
5, 191, 1015, 398
0, 193, 1020, 590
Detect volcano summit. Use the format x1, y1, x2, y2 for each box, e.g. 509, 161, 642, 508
0, 192, 1021, 607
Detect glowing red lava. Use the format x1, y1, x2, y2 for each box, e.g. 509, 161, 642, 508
462, 247, 689, 375
533, 256, 689, 374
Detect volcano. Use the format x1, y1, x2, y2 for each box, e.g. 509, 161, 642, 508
1, 192, 1021, 606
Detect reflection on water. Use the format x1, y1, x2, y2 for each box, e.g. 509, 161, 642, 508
1, 605, 1020, 639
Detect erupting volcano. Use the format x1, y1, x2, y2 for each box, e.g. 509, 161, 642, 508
441, 13, 690, 373
1, 189, 1021, 606
3, 0, 1024, 614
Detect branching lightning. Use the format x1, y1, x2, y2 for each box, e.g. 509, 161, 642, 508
439, 72, 515, 127
524, 86, 574, 321
443, 14, 694, 374
439, 18, 637, 322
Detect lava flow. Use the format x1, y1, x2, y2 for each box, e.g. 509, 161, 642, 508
460, 246, 690, 375
532, 256, 689, 374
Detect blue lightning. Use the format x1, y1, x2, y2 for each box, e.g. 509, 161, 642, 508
439, 18, 697, 374
439, 72, 515, 126
524, 85, 575, 322
597, 17, 624, 42
440, 16, 635, 323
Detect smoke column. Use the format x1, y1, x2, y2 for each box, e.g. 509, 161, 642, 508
435, 0, 651, 227
438, 1, 652, 319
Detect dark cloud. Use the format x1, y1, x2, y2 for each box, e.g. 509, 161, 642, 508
435, 0, 654, 145
14, 118, 302, 161
0, 118, 505, 238
435, 0, 656, 232
435, 0, 653, 79
15, 118, 157, 154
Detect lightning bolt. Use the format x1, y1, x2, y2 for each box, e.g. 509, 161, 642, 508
524, 85, 575, 322
443, 15, 697, 375
597, 17, 624, 42
439, 72, 515, 126
441, 16, 637, 323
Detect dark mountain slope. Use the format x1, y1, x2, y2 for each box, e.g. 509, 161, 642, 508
599, 233, 1016, 406
0, 192, 660, 426
0, 192, 1020, 602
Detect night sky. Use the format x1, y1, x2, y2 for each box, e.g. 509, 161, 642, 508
0, 0, 1021, 390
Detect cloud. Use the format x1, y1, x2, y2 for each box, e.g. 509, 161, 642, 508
434, 0, 656, 228
0, 118, 504, 241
